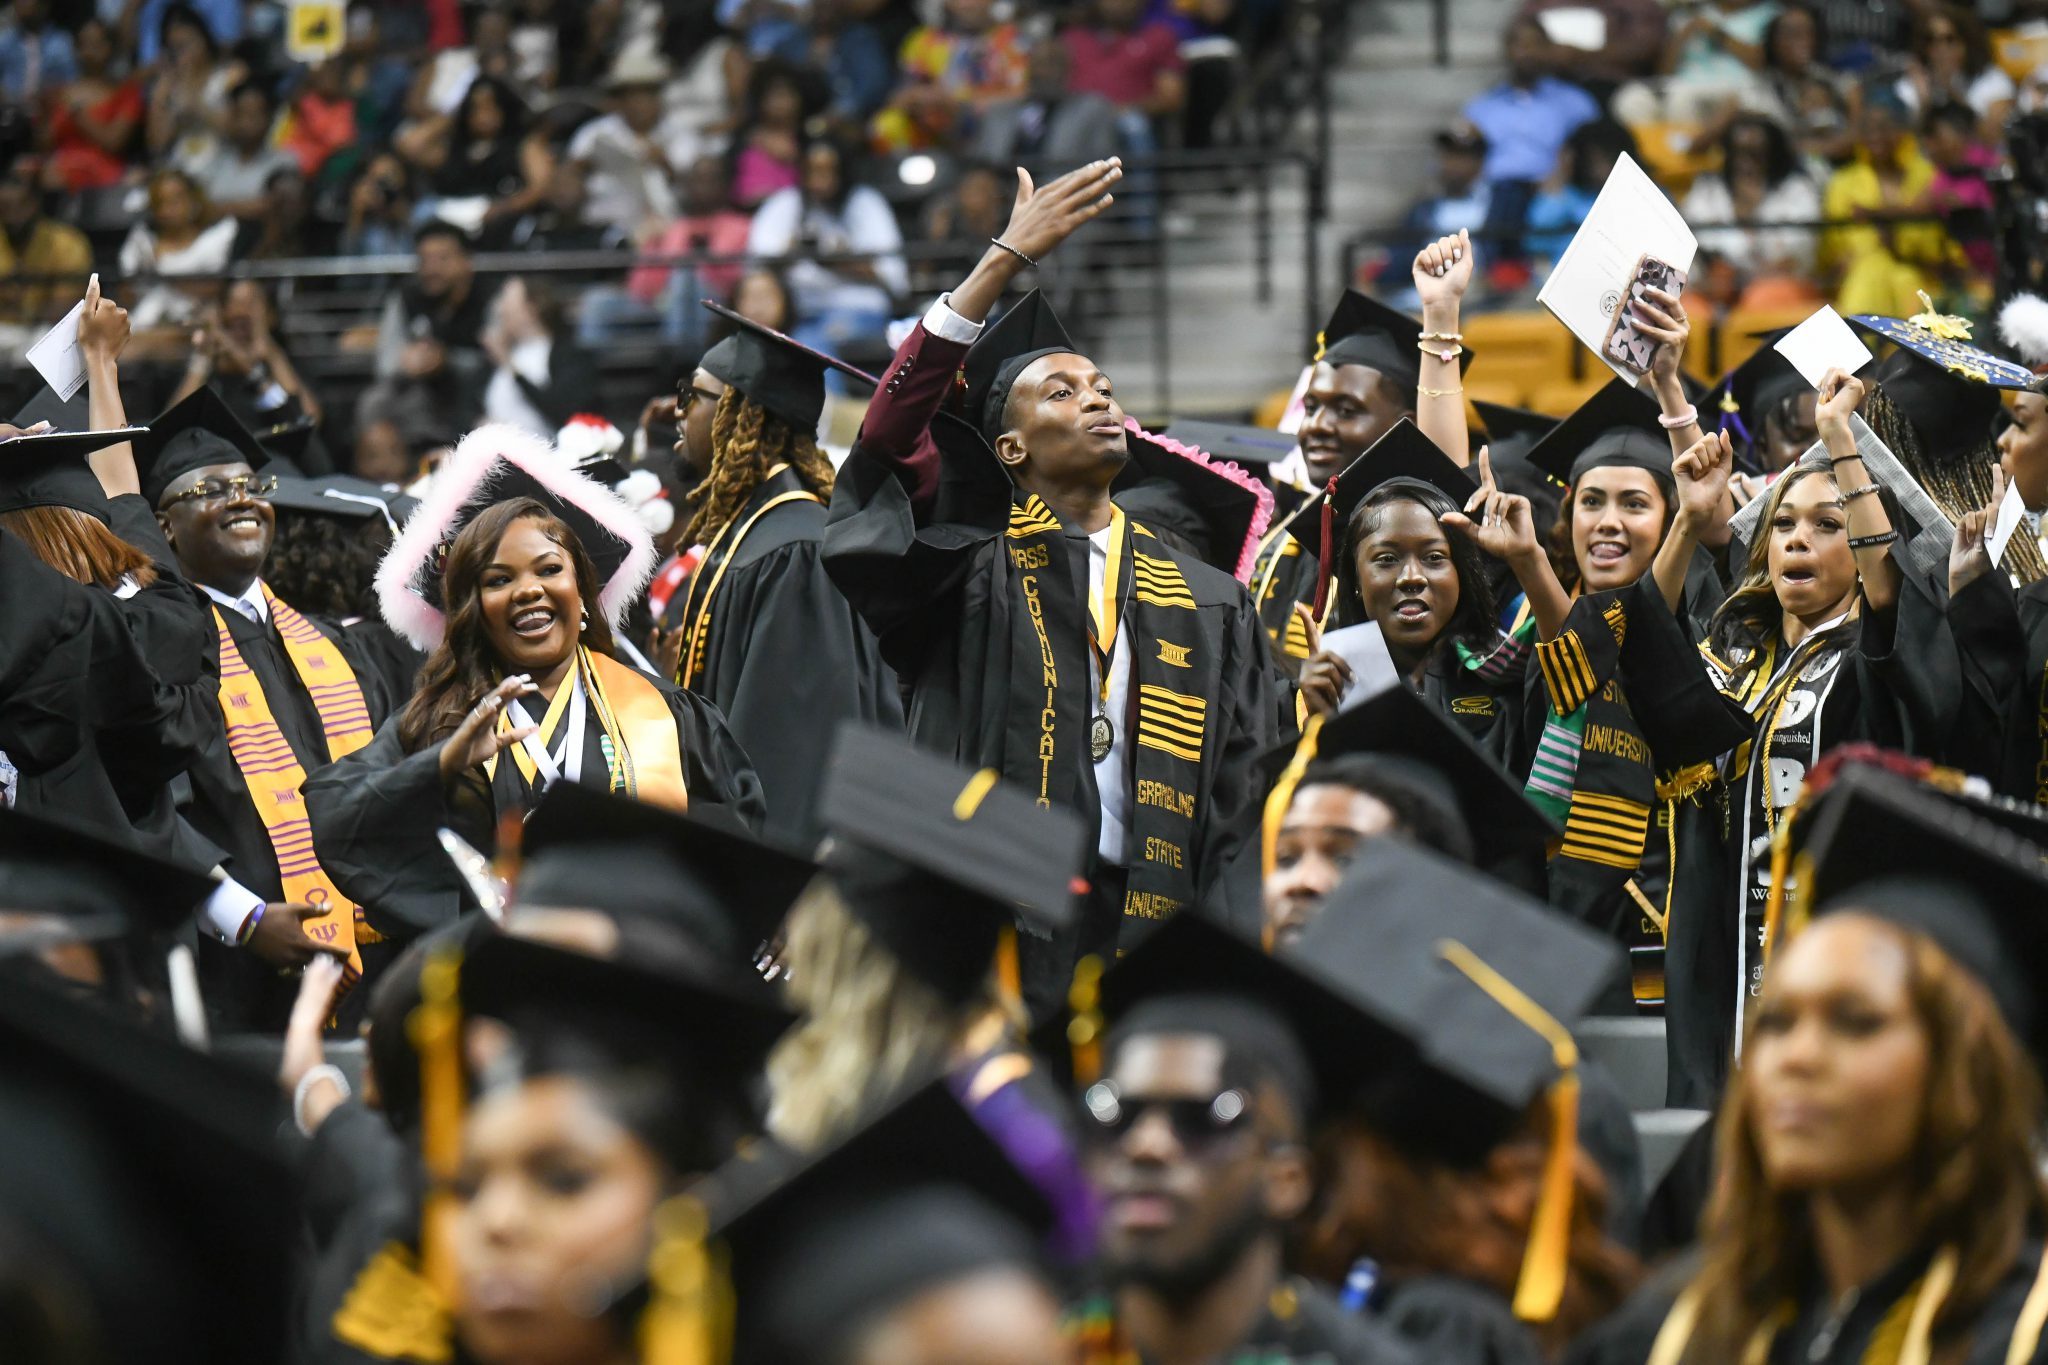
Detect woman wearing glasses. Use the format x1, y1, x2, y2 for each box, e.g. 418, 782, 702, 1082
652, 304, 899, 846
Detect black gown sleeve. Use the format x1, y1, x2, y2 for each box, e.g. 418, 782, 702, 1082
664, 684, 769, 831
305, 719, 478, 932
1380, 1277, 1546, 1365
1196, 590, 1280, 934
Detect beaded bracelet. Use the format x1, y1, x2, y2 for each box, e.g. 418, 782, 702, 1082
1840, 482, 1882, 502
1417, 341, 1463, 364
1419, 385, 1463, 398
989, 237, 1038, 268
1419, 330, 1463, 343
1657, 406, 1699, 430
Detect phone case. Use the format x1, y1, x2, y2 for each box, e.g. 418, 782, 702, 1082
1602, 255, 1686, 375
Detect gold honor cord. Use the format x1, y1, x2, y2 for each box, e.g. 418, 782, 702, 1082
677, 472, 822, 690
1087, 508, 1133, 762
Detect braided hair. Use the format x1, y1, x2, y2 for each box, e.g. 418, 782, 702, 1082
682, 386, 837, 548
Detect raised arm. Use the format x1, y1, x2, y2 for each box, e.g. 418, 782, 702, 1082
1412, 228, 1474, 465
79, 275, 139, 497
1442, 447, 1572, 639
1815, 370, 1900, 614
1653, 428, 1732, 613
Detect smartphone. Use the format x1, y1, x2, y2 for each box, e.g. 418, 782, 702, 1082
1602, 254, 1687, 376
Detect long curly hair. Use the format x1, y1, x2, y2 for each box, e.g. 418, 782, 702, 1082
0, 506, 157, 591
1704, 461, 1860, 691
267, 513, 391, 620
1674, 920, 2048, 1363
396, 499, 617, 753
764, 879, 993, 1152
681, 387, 836, 548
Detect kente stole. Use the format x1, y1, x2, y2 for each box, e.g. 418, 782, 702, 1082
212, 590, 377, 975
487, 647, 689, 812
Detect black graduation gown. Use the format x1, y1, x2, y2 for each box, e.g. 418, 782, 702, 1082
340, 618, 428, 712
674, 466, 903, 846
180, 593, 396, 1031
1373, 1275, 1544, 1365
1249, 515, 1323, 670
1067, 1277, 1422, 1363
303, 667, 765, 931
1946, 571, 2048, 804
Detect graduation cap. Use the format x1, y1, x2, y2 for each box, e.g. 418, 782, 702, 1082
818, 724, 1086, 1005
1472, 401, 1560, 465
1289, 681, 1561, 868
1291, 417, 1481, 574
1289, 838, 1626, 1321
267, 474, 417, 535
705, 1079, 1052, 1365
255, 413, 319, 468
0, 804, 219, 938
133, 386, 271, 507
373, 422, 657, 651
0, 427, 137, 520
957, 290, 1084, 446
1702, 341, 1809, 456
1112, 422, 1274, 581
1314, 289, 1475, 392
14, 381, 89, 432
1161, 419, 1298, 468
699, 300, 882, 433
518, 780, 816, 964
0, 971, 298, 1364
1784, 765, 2048, 1067
1525, 378, 1669, 489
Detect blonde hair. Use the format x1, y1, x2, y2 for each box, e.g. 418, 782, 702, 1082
765, 879, 994, 1150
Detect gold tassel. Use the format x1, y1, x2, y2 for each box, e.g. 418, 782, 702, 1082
639, 1195, 732, 1365
1260, 712, 1326, 909
408, 943, 465, 1305
995, 923, 1021, 1011
2004, 1244, 2048, 1365
1436, 940, 1580, 1323
1067, 955, 1106, 1086
493, 804, 524, 892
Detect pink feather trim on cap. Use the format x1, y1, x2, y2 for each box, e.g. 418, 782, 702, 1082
374, 422, 658, 650
1124, 418, 1276, 582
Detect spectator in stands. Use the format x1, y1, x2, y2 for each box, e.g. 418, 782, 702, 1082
509, 157, 628, 260
340, 7, 413, 147
811, 0, 896, 125
39, 18, 143, 191
1807, 0, 1910, 71
1750, 4, 1853, 165
973, 38, 1120, 167
118, 167, 238, 332
1920, 100, 1998, 277
723, 265, 793, 333
403, 5, 525, 121
597, 153, 751, 346
177, 79, 297, 222
405, 74, 549, 247
133, 0, 240, 65
1463, 18, 1599, 200
921, 160, 1006, 246
746, 135, 906, 367
353, 220, 499, 477
280, 57, 357, 179
728, 59, 815, 210
0, 0, 78, 106
1061, 0, 1187, 160
340, 150, 416, 256
1894, 5, 2014, 144
480, 275, 597, 438
1525, 117, 1639, 263
234, 165, 335, 259
1683, 112, 1822, 305
1822, 88, 1951, 314
871, 0, 1028, 152
1515, 0, 1668, 98
567, 47, 701, 239
1384, 123, 1524, 297
144, 3, 236, 163
1655, 0, 1779, 118
172, 278, 328, 446
0, 157, 90, 325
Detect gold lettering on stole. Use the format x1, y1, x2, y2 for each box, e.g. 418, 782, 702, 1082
1021, 574, 1059, 806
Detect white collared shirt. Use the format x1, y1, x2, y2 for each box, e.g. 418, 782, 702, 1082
201, 579, 270, 627
1088, 526, 1133, 866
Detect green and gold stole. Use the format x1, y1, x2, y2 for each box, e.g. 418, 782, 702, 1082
486, 646, 690, 812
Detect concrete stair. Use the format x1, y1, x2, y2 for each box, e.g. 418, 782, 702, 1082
1575, 1015, 1713, 1191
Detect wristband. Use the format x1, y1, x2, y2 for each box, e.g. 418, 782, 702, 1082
236, 901, 266, 947
1419, 384, 1463, 398
1848, 529, 1899, 550
989, 237, 1038, 269
1417, 341, 1463, 364
294, 1063, 351, 1136
1657, 406, 1699, 430
1840, 482, 1882, 502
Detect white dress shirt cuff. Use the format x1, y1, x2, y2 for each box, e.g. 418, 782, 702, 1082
922, 294, 986, 345
205, 876, 264, 943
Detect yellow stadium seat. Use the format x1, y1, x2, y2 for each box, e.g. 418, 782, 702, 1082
1530, 375, 1614, 417
1991, 28, 2048, 81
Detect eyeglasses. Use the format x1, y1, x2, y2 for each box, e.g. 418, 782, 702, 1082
1081, 1081, 1252, 1152
162, 473, 279, 507
675, 384, 721, 417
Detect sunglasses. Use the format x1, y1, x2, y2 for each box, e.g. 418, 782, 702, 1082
162, 473, 279, 507
1082, 1081, 1253, 1152
675, 383, 721, 417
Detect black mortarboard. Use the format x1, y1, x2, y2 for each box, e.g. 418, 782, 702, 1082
1314, 289, 1474, 392
255, 414, 319, 467
1161, 419, 1299, 467
1292, 417, 1480, 566
1789, 765, 2048, 1067
1525, 378, 1670, 488
267, 473, 419, 533
817, 724, 1086, 1004
518, 781, 816, 964
1111, 425, 1269, 578
959, 290, 1084, 444
133, 386, 271, 506
13, 382, 89, 432
0, 972, 297, 1364
707, 1079, 1052, 1365
0, 804, 218, 937
459, 926, 796, 1080
1846, 310, 2033, 463
1293, 681, 1560, 867
1472, 401, 1560, 464
699, 300, 881, 432
0, 428, 136, 519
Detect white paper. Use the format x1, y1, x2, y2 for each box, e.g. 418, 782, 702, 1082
1988, 477, 2030, 567
1320, 622, 1400, 714
1537, 6, 1606, 49
25, 301, 87, 403
1537, 154, 1697, 386
1772, 306, 1875, 389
